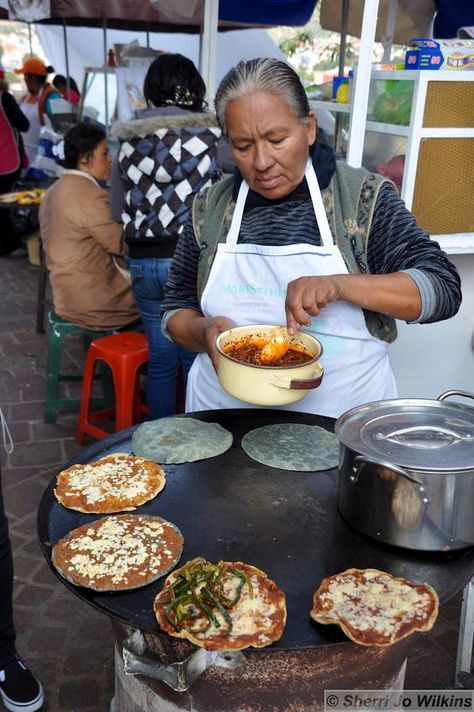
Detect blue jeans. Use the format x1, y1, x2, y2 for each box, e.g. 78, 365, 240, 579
128, 258, 196, 419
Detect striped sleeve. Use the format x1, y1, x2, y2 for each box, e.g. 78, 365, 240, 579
162, 183, 463, 326
162, 215, 201, 315
367, 184, 462, 323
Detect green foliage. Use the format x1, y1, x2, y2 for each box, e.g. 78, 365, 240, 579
275, 25, 359, 75
278, 29, 314, 57
324, 41, 357, 67
372, 82, 414, 125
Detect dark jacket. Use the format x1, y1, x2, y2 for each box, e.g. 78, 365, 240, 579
0, 90, 29, 177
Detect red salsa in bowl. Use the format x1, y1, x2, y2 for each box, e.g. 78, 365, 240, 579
224, 338, 314, 367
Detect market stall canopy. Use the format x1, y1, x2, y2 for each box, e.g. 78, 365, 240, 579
319, 0, 474, 43
2, 0, 318, 30
35, 24, 287, 104
0, 0, 318, 102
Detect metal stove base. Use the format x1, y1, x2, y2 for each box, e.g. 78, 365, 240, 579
111, 622, 409, 712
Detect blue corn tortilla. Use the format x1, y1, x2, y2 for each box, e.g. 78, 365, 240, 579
241, 423, 339, 472
132, 417, 233, 464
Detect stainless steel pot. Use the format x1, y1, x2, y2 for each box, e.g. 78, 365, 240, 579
216, 325, 324, 407
335, 391, 474, 551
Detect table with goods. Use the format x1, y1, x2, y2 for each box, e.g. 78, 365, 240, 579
0, 186, 50, 332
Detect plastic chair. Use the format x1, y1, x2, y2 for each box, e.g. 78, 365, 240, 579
45, 310, 108, 424
76, 332, 149, 444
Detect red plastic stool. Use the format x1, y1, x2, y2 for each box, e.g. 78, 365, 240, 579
76, 332, 149, 444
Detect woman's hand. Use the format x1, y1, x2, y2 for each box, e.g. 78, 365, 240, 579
285, 276, 344, 334
284, 272, 422, 334
167, 310, 234, 370
203, 316, 235, 370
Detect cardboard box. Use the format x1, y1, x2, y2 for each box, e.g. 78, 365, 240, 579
405, 39, 474, 70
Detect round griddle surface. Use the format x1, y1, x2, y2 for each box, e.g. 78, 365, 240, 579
37, 409, 474, 650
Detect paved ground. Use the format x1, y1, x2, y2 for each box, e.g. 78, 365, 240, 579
0, 248, 469, 712
1, 249, 114, 712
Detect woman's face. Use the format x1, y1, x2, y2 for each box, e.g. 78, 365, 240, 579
24, 74, 41, 94
79, 139, 112, 181
225, 91, 316, 200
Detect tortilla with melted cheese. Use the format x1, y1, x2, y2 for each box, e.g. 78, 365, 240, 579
310, 567, 439, 646
54, 453, 165, 513
52, 514, 184, 592
154, 557, 286, 651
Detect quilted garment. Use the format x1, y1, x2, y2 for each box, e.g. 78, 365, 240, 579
119, 125, 222, 240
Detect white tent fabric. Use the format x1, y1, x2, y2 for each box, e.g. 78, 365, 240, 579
36, 24, 286, 93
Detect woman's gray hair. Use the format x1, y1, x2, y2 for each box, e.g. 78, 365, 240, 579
215, 58, 311, 136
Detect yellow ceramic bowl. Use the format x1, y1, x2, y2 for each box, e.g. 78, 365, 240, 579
215, 325, 324, 407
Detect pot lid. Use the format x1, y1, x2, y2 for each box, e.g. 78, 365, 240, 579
335, 397, 474, 472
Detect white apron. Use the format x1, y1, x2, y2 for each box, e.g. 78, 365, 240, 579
20, 98, 41, 167
186, 160, 397, 418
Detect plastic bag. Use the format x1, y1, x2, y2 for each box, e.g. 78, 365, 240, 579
29, 126, 64, 178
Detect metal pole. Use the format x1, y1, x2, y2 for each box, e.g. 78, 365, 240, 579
103, 18, 109, 135
338, 0, 349, 77
199, 0, 219, 109
334, 0, 350, 152
62, 20, 71, 107
146, 23, 150, 49
382, 0, 398, 63
28, 23, 33, 56
346, 0, 380, 167
455, 577, 474, 687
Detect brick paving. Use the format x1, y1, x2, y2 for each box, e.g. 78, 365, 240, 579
0, 250, 468, 712
1, 250, 114, 712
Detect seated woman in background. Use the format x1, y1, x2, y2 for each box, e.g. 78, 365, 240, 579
39, 122, 139, 332
52, 74, 81, 105
110, 52, 234, 419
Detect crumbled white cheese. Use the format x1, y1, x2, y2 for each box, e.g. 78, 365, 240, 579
322, 571, 432, 639
59, 456, 162, 506
60, 515, 180, 587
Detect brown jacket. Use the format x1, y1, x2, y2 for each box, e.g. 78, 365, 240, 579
39, 171, 139, 331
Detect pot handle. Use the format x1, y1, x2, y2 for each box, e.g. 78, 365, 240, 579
270, 366, 324, 391
351, 455, 430, 504
437, 390, 474, 403
375, 425, 472, 445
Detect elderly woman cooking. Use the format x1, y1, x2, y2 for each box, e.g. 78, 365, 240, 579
162, 58, 461, 418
